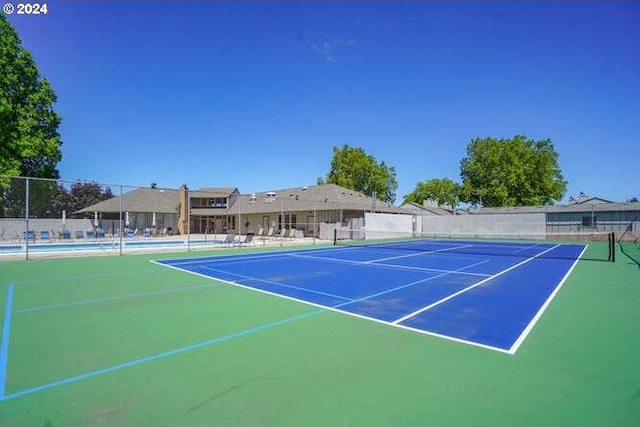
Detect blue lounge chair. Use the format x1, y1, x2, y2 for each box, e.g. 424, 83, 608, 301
238, 233, 254, 247
39, 230, 51, 242
86, 230, 96, 239
222, 233, 236, 246
61, 230, 72, 240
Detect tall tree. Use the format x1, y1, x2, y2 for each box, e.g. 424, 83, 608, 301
0, 14, 62, 185
403, 178, 460, 208
53, 182, 114, 217
321, 144, 398, 204
459, 135, 567, 207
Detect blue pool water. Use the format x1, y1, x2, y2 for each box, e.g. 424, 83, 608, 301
0, 239, 224, 254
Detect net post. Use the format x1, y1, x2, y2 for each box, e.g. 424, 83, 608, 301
610, 232, 616, 262
333, 228, 338, 246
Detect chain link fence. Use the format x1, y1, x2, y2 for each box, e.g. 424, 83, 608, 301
0, 176, 361, 260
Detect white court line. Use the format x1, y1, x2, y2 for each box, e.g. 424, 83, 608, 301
289, 253, 491, 277
158, 245, 364, 267
513, 242, 549, 254
153, 257, 513, 353
159, 247, 491, 277
199, 265, 353, 302
392, 244, 562, 325
363, 244, 475, 263
507, 245, 588, 354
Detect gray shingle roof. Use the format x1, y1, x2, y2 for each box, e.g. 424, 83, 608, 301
77, 184, 410, 215
76, 188, 180, 214
226, 184, 408, 215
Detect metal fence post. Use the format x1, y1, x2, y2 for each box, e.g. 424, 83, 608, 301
25, 177, 29, 261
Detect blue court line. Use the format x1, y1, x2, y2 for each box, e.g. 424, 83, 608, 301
200, 265, 353, 302
13, 283, 219, 314
14, 268, 162, 286
0, 283, 15, 398
0, 308, 324, 402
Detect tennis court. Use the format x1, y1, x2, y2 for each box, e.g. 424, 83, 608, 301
0, 238, 638, 426
157, 238, 591, 354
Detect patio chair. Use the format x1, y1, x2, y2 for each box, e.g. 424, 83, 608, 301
278, 228, 287, 240
97, 229, 106, 239
287, 228, 297, 240
222, 233, 236, 246
86, 230, 96, 239
265, 227, 275, 240
61, 230, 72, 240
237, 232, 254, 247
75, 230, 84, 239
39, 230, 51, 242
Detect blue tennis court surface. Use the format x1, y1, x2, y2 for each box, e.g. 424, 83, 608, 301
156, 239, 587, 354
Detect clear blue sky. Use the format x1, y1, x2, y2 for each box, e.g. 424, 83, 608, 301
7, 1, 639, 203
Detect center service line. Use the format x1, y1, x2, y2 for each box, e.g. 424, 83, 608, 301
392, 244, 562, 325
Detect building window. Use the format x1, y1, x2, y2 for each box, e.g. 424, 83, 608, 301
210, 198, 227, 208
278, 214, 297, 229
582, 216, 597, 228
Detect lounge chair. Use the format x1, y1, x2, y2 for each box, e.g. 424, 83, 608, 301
61, 230, 72, 240
222, 233, 236, 246
86, 230, 96, 239
75, 230, 84, 239
265, 227, 275, 240
143, 228, 151, 238
237, 233, 254, 247
23, 231, 36, 242
39, 230, 51, 242
97, 229, 106, 239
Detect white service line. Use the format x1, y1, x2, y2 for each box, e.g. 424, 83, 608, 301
391, 244, 562, 325
199, 265, 353, 301
363, 244, 475, 263
289, 252, 491, 277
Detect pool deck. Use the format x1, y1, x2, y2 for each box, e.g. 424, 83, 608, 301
0, 234, 323, 260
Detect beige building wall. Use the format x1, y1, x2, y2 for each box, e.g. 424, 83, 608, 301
177, 185, 189, 235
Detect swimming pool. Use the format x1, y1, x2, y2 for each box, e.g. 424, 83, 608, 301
0, 238, 225, 255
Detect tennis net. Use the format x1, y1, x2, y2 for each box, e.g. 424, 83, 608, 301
333, 229, 615, 262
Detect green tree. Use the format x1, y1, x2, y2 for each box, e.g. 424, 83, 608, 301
53, 182, 114, 217
0, 14, 62, 185
459, 135, 567, 207
403, 178, 460, 208
320, 144, 398, 204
